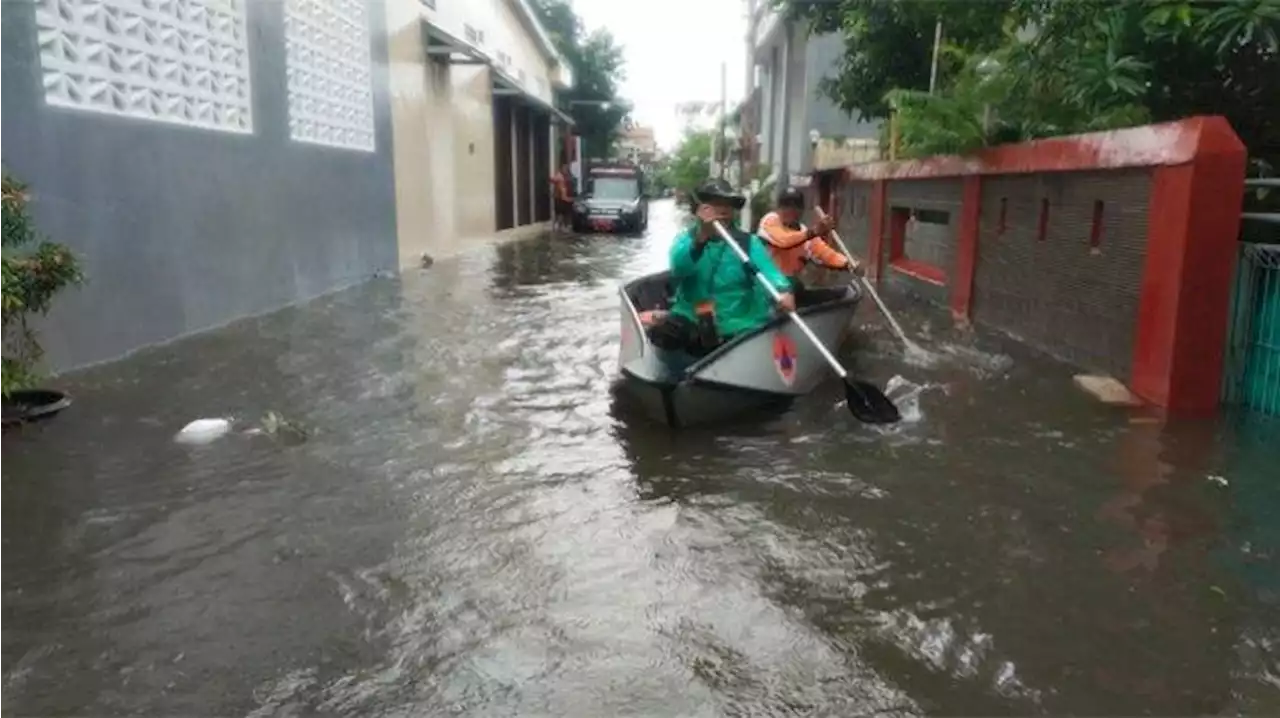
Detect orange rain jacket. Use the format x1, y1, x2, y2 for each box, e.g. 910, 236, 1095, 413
550, 172, 571, 202
757, 211, 849, 277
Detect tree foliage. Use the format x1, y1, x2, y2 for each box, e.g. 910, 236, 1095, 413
2, 172, 83, 396
531, 0, 631, 159
658, 130, 714, 202
787, 0, 1280, 167
785, 0, 1013, 121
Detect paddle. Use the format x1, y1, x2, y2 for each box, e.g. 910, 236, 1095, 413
813, 206, 925, 356
709, 220, 901, 424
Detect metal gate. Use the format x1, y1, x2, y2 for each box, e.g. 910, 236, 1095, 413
1222, 178, 1280, 415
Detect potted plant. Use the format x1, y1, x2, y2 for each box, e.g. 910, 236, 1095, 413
2, 171, 83, 425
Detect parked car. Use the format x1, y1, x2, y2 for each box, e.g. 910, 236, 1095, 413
572, 161, 648, 234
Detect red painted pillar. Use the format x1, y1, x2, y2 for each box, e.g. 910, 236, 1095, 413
867, 180, 887, 282
950, 175, 983, 322
1130, 117, 1246, 413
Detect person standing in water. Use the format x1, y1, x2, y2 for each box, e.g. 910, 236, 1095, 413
550, 164, 574, 231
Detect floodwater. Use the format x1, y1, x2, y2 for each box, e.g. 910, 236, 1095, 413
4, 200, 1278, 717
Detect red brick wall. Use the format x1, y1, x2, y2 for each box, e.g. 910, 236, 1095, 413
837, 181, 875, 259
973, 170, 1151, 379
830, 117, 1247, 413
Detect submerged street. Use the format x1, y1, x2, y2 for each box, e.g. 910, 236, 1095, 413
3, 200, 1277, 716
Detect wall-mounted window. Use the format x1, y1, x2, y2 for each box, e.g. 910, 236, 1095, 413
913, 208, 950, 225
497, 51, 512, 67
887, 205, 947, 284
35, 0, 253, 133
464, 24, 484, 46
1089, 200, 1104, 250
285, 0, 376, 152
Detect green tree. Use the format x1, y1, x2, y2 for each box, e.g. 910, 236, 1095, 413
660, 129, 714, 203
786, 0, 1279, 167
531, 0, 631, 159
783, 0, 1014, 121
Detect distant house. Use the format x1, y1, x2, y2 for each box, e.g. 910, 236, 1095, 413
617, 124, 659, 166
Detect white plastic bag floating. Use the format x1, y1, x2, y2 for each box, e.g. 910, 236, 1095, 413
174, 418, 233, 445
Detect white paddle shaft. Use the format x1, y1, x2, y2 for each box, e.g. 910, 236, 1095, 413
813, 207, 913, 348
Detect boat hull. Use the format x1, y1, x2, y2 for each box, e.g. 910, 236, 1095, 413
616, 271, 862, 428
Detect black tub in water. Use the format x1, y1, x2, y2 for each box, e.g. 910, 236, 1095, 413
2, 388, 72, 426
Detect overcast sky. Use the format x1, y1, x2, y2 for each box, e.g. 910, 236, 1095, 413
572, 0, 749, 150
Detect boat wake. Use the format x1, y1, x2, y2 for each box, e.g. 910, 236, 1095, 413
934, 342, 1015, 377
902, 340, 942, 368
890, 336, 1013, 377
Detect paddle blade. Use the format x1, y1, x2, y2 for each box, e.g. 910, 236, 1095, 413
845, 380, 902, 424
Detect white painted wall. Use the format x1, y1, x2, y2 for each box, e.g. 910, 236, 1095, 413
752, 2, 781, 53
752, 22, 818, 185
758, 58, 774, 171
419, 0, 563, 105
783, 25, 809, 182
387, 0, 566, 265
769, 43, 785, 173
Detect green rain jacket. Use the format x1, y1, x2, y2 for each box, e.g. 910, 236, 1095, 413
668, 225, 792, 338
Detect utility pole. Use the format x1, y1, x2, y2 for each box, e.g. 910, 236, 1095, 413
929, 20, 943, 94
718, 60, 727, 180
777, 20, 791, 185
744, 0, 756, 184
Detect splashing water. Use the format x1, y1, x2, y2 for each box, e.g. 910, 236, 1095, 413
883, 374, 937, 425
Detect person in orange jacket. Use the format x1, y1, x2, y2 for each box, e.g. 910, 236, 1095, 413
550, 164, 574, 231
758, 186, 862, 305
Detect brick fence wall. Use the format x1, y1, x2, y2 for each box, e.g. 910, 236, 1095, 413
826, 117, 1247, 413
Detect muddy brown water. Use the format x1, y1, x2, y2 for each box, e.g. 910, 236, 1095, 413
4, 201, 1278, 716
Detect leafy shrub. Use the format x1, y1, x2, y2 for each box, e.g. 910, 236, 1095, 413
2, 172, 83, 396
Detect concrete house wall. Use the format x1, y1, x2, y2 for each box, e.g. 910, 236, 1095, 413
2, 0, 399, 371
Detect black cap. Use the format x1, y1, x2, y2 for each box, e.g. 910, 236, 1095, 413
777, 186, 806, 208
693, 178, 746, 209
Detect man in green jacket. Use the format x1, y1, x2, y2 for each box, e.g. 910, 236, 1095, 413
648, 179, 794, 356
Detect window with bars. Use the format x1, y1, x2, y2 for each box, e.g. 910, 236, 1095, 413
463, 24, 484, 45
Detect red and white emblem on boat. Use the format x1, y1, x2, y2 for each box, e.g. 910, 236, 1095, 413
772, 334, 798, 386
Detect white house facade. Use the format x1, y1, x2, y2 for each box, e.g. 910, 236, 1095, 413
386, 0, 574, 266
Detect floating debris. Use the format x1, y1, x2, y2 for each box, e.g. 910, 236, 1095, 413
1073, 374, 1143, 406
175, 411, 309, 446
174, 418, 233, 445
260, 411, 309, 446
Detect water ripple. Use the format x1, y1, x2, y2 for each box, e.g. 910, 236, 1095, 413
3, 202, 1274, 717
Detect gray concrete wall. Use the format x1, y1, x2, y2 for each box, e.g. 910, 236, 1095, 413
801, 32, 880, 171
1, 0, 399, 372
